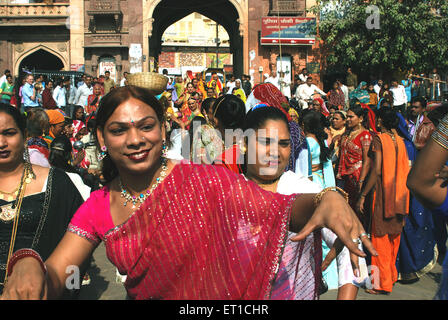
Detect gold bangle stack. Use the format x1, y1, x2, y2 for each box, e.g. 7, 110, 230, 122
314, 186, 349, 207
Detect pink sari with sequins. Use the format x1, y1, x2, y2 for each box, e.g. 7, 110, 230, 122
68, 163, 318, 300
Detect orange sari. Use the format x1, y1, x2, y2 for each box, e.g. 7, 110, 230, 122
370, 133, 410, 292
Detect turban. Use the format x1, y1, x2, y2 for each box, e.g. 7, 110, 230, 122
45, 109, 65, 125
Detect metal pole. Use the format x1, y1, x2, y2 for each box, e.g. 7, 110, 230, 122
216, 23, 219, 68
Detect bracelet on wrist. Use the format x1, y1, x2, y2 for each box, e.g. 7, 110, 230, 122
7, 248, 47, 277
314, 186, 349, 207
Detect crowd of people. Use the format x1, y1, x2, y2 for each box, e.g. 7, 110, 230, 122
158, 67, 448, 299
0, 63, 446, 301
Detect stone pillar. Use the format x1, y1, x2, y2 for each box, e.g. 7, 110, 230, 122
69, 0, 85, 69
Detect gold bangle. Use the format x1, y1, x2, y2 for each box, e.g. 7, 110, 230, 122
314, 186, 349, 207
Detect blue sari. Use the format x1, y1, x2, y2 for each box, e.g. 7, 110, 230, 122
306, 137, 338, 290
431, 190, 448, 299
395, 113, 438, 281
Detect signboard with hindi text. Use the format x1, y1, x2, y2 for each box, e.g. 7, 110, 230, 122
261, 17, 316, 45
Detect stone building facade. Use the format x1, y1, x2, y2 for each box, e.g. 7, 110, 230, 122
0, 0, 322, 86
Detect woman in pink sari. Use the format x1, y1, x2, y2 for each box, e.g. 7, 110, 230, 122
1, 86, 375, 300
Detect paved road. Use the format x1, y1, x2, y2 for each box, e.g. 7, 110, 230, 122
78, 242, 444, 300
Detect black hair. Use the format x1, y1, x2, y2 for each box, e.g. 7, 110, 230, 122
158, 95, 170, 112
87, 117, 96, 131
212, 94, 246, 131
376, 107, 399, 131
201, 98, 216, 115
242, 106, 291, 174
187, 115, 208, 155
49, 135, 77, 173
301, 110, 331, 163
0, 103, 26, 136
72, 105, 86, 121
64, 118, 73, 126
94, 85, 166, 183
411, 96, 427, 109
333, 110, 347, 120
380, 99, 391, 107
348, 104, 369, 129
244, 106, 290, 132
427, 103, 448, 127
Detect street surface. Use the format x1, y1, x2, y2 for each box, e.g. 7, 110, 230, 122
78, 242, 443, 300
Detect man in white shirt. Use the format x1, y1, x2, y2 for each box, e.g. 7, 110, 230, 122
64, 78, 77, 117
0, 69, 11, 88
265, 72, 280, 90
120, 71, 128, 87
279, 71, 291, 99
52, 79, 67, 109
295, 76, 327, 109
226, 75, 236, 94
298, 68, 309, 83
337, 79, 350, 110
75, 76, 93, 108
390, 79, 408, 114
374, 79, 383, 100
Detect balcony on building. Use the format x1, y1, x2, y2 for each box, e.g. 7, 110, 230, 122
86, 0, 123, 34
0, 0, 69, 25
269, 0, 305, 16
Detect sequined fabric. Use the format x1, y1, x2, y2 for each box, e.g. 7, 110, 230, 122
69, 163, 304, 300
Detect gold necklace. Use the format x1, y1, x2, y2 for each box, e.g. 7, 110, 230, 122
0, 187, 19, 202
348, 127, 363, 141
0, 167, 33, 222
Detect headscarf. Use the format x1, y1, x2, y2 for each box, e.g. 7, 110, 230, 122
360, 103, 379, 134
313, 97, 330, 117
288, 108, 299, 122
251, 103, 269, 111
245, 83, 291, 121
349, 81, 370, 104
73, 120, 86, 138
232, 79, 247, 103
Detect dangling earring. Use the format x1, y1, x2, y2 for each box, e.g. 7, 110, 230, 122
97, 146, 108, 161
162, 140, 168, 158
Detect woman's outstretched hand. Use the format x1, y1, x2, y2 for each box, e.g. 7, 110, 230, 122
290, 191, 377, 273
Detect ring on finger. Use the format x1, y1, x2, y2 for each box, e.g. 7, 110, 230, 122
360, 233, 370, 239
352, 238, 361, 244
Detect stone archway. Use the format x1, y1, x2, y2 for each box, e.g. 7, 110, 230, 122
15, 44, 69, 76
144, 0, 248, 77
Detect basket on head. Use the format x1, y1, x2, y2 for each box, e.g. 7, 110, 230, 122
126, 72, 168, 96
